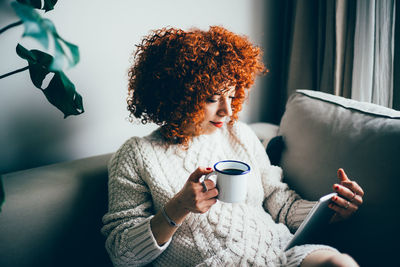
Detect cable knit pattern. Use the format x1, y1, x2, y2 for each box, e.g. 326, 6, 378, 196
102, 122, 337, 266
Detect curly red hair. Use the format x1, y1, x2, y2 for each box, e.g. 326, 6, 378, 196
127, 26, 266, 145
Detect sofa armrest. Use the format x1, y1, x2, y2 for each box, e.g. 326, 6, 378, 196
0, 153, 113, 267
249, 122, 279, 149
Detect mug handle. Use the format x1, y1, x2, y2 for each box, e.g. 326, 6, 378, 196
201, 171, 217, 187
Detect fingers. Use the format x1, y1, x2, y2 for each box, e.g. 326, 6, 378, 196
175, 167, 218, 215
328, 195, 357, 223
341, 180, 364, 197
330, 169, 365, 223
187, 167, 217, 199
330, 194, 358, 213
183, 167, 218, 214
204, 187, 218, 199
335, 168, 364, 200
337, 168, 350, 182
192, 183, 218, 213
333, 183, 363, 206
202, 179, 217, 193
188, 167, 213, 182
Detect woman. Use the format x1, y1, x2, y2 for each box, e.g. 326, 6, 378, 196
101, 26, 364, 267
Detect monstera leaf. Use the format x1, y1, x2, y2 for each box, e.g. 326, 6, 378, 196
16, 0, 58, 12
16, 44, 84, 118
11, 1, 79, 71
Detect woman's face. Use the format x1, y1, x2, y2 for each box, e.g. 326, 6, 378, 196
197, 86, 235, 135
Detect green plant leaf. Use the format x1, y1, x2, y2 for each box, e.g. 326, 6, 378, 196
16, 43, 52, 88
44, 21, 80, 71
44, 72, 84, 118
16, 44, 84, 118
11, 1, 79, 70
16, 0, 58, 12
42, 0, 58, 12
12, 1, 48, 48
16, 0, 41, 9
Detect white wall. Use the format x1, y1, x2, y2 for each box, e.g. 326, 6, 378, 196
0, 0, 266, 174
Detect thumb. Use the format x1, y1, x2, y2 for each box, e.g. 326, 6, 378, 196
337, 168, 350, 182
188, 167, 213, 182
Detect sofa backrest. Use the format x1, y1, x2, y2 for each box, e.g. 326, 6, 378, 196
278, 89, 400, 266
0, 154, 113, 267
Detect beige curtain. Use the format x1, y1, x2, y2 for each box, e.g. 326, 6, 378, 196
334, 0, 356, 98
351, 0, 396, 108
394, 0, 400, 110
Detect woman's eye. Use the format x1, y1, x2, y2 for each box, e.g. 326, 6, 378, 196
206, 98, 218, 103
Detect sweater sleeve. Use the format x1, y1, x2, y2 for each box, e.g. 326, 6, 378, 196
285, 199, 316, 232
240, 123, 315, 232
101, 138, 171, 267
262, 164, 316, 232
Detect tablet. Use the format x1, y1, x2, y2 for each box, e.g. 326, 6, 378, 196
285, 192, 337, 251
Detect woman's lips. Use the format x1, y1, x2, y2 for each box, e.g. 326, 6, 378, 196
211, 121, 224, 128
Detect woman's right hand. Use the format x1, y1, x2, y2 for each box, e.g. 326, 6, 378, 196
150, 167, 218, 245
173, 167, 219, 214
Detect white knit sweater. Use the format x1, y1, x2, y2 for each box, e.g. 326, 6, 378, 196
101, 122, 335, 267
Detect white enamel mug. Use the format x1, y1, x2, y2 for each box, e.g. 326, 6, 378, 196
204, 160, 250, 203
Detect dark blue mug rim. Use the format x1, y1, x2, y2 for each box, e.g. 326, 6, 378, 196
213, 160, 251, 175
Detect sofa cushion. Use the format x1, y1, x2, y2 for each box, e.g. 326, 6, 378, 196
278, 89, 400, 266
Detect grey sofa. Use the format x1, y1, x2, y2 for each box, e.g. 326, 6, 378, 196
1, 89, 399, 267
0, 154, 113, 267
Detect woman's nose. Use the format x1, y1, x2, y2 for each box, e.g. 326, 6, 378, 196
217, 97, 233, 117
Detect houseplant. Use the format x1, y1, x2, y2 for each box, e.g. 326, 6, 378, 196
0, 0, 84, 210
0, 0, 84, 118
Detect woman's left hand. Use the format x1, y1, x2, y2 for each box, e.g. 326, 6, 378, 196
329, 168, 364, 223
